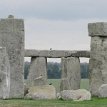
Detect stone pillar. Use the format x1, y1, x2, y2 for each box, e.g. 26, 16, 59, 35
88, 22, 107, 96
0, 47, 10, 99
60, 57, 81, 91
0, 15, 24, 98
28, 57, 47, 87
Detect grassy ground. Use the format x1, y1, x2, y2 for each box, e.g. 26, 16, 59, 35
0, 79, 107, 107
0, 98, 107, 107
48, 79, 89, 92
80, 79, 89, 90
48, 79, 61, 92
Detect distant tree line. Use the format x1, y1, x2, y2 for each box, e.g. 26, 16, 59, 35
80, 63, 89, 78
47, 62, 61, 79
24, 61, 89, 79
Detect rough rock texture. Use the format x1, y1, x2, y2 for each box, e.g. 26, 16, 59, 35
88, 23, 107, 96
61, 89, 91, 101
60, 78, 71, 91
24, 82, 29, 96
0, 16, 24, 98
88, 22, 107, 37
0, 47, 10, 99
98, 84, 107, 98
25, 49, 90, 58
28, 57, 47, 87
33, 76, 47, 86
25, 85, 56, 99
60, 57, 81, 91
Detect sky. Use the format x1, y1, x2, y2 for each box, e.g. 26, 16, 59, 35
0, 0, 107, 62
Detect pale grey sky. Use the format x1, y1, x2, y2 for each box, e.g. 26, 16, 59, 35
0, 0, 107, 62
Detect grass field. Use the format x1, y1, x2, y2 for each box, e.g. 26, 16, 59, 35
48, 79, 89, 92
0, 79, 107, 107
0, 98, 107, 107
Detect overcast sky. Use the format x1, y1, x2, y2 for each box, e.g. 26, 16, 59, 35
0, 0, 107, 62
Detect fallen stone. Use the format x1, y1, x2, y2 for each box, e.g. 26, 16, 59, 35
25, 85, 56, 100
98, 84, 107, 98
61, 89, 91, 101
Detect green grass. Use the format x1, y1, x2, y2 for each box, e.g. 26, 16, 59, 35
0, 98, 107, 107
48, 79, 61, 92
80, 79, 89, 90
48, 79, 89, 92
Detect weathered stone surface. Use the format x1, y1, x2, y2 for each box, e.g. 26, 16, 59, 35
60, 57, 81, 91
33, 75, 47, 86
88, 23, 107, 96
98, 84, 107, 98
0, 47, 10, 99
28, 57, 47, 87
25, 85, 56, 99
88, 22, 107, 37
24, 82, 29, 96
61, 89, 91, 101
60, 78, 71, 91
25, 49, 90, 58
0, 16, 24, 98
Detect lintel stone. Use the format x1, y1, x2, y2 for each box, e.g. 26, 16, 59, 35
88, 22, 107, 37
25, 49, 90, 58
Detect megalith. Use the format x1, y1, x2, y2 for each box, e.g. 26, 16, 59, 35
0, 47, 10, 99
28, 57, 47, 87
0, 15, 24, 98
88, 22, 107, 96
60, 57, 81, 91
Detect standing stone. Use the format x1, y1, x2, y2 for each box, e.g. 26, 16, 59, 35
60, 78, 71, 91
0, 47, 10, 99
28, 57, 47, 87
88, 22, 107, 96
60, 57, 81, 91
0, 15, 24, 98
